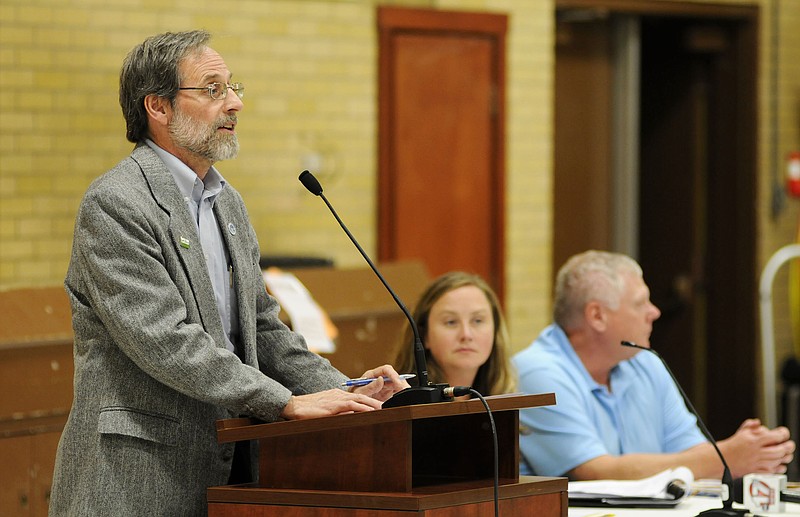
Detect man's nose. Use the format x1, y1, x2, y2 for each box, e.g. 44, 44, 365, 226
224, 89, 243, 111
649, 302, 661, 321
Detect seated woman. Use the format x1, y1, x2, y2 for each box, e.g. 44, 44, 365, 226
392, 271, 516, 397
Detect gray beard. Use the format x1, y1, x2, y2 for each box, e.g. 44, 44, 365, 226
169, 108, 239, 162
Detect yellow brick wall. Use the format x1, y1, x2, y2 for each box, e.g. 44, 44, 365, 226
0, 0, 798, 369
756, 0, 800, 417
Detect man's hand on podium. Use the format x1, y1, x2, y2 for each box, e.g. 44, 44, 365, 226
280, 389, 382, 419
280, 364, 411, 420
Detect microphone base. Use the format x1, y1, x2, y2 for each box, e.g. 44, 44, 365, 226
382, 384, 452, 408
695, 507, 749, 517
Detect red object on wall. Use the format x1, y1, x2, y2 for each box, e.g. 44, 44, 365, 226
788, 151, 800, 198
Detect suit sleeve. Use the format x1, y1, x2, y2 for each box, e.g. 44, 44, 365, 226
221, 186, 348, 394
70, 180, 306, 422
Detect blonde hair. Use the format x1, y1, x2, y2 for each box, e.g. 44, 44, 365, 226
391, 271, 516, 396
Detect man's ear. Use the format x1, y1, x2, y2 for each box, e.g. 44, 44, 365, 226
144, 94, 171, 127
584, 300, 607, 332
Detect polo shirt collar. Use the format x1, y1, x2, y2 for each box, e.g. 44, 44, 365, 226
552, 324, 634, 397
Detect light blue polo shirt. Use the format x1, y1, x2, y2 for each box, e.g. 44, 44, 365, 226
513, 324, 706, 477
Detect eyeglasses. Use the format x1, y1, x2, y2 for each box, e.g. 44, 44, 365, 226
178, 82, 245, 100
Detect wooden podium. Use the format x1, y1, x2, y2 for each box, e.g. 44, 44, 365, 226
207, 393, 566, 516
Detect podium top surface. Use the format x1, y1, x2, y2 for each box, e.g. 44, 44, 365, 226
216, 392, 555, 443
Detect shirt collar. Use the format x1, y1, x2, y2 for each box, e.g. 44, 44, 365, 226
145, 139, 226, 201
552, 324, 598, 388
552, 323, 631, 396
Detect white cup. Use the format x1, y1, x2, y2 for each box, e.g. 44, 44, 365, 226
743, 473, 786, 513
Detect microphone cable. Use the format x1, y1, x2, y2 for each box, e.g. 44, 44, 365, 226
468, 388, 499, 517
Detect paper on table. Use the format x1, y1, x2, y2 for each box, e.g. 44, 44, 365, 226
263, 269, 336, 354
568, 466, 695, 500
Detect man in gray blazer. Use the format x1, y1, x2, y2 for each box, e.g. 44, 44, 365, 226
49, 30, 409, 516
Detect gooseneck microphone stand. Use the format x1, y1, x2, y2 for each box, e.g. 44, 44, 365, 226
299, 170, 458, 407
621, 341, 747, 517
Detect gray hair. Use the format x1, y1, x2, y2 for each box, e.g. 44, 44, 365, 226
553, 250, 643, 331
119, 30, 211, 143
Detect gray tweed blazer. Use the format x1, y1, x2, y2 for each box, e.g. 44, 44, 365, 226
49, 145, 346, 516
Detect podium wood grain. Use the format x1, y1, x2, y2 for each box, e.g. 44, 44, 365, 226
208, 477, 566, 516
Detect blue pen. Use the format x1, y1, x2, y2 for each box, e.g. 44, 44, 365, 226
341, 373, 416, 387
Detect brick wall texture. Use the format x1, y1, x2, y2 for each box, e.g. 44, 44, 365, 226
0, 0, 797, 356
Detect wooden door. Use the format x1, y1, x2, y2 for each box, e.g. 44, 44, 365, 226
378, 7, 507, 300
553, 16, 614, 273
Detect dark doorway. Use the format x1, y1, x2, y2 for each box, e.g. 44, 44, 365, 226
639, 15, 757, 437
554, 1, 758, 439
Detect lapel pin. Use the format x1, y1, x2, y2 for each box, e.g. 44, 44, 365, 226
228, 223, 237, 236
180, 236, 191, 249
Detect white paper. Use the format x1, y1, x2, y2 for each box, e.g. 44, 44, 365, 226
568, 466, 694, 500
263, 270, 336, 354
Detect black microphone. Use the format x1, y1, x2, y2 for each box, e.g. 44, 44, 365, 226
621, 341, 747, 517
299, 170, 466, 407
